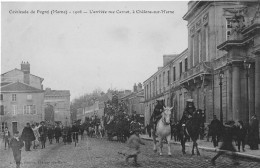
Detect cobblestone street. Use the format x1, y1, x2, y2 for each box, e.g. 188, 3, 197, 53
1, 136, 260, 168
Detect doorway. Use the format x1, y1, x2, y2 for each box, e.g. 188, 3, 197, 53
12, 122, 18, 135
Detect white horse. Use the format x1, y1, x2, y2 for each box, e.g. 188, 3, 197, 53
152, 107, 173, 156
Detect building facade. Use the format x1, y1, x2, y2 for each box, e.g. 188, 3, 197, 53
44, 88, 70, 126
144, 1, 260, 130
144, 51, 188, 126
0, 62, 44, 134
121, 83, 145, 121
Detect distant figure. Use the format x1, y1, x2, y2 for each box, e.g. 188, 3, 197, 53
31, 124, 41, 149
47, 126, 54, 144
71, 123, 80, 143
10, 131, 24, 168
235, 120, 247, 152
21, 123, 35, 151
38, 121, 48, 149
211, 121, 239, 166
209, 115, 222, 147
3, 127, 11, 150
54, 125, 62, 143
248, 115, 259, 150
145, 124, 151, 137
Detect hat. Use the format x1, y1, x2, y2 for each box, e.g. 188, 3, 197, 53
186, 99, 194, 103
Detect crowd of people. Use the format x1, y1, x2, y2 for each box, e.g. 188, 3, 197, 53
2, 121, 83, 168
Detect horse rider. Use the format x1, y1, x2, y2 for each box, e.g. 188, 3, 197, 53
150, 99, 166, 132
180, 99, 196, 127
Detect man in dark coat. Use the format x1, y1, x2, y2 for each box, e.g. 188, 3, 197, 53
38, 121, 48, 149
54, 124, 62, 143
10, 131, 24, 168
209, 115, 223, 147
248, 115, 259, 150
47, 126, 54, 144
21, 123, 35, 151
71, 123, 80, 143
211, 121, 239, 166
236, 120, 247, 152
150, 99, 165, 132
180, 99, 196, 126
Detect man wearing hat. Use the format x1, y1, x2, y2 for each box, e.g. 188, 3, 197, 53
10, 131, 24, 168
209, 115, 222, 147
180, 99, 196, 126
150, 99, 166, 132
38, 121, 47, 149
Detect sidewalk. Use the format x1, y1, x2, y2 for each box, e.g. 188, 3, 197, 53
140, 134, 260, 161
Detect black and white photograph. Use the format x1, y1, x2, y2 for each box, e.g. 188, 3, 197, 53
1, 0, 260, 167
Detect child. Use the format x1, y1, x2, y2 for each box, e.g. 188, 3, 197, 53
125, 129, 145, 166
10, 131, 24, 168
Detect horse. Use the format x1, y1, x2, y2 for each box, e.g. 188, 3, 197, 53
178, 109, 204, 155
151, 106, 173, 156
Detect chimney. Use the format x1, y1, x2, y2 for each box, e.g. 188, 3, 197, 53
45, 88, 51, 92
133, 83, 137, 92
21, 61, 30, 84
137, 83, 142, 92
163, 55, 177, 66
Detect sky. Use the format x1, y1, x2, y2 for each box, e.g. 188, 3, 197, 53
1, 1, 188, 100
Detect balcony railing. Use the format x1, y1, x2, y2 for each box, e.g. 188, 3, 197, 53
180, 61, 212, 82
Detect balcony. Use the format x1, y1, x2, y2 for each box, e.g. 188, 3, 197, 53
180, 61, 212, 84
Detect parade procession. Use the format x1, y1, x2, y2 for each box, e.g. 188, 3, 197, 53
1, 0, 260, 168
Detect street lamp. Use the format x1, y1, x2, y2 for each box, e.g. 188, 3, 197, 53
219, 70, 224, 124
244, 60, 251, 126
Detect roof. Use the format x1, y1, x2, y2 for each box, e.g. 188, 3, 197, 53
143, 49, 188, 84
1, 68, 44, 82
0, 82, 11, 87
0, 81, 44, 93
45, 90, 70, 97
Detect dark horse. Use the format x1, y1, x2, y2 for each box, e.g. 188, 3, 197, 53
178, 109, 204, 155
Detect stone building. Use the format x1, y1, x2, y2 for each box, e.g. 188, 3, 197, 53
0, 62, 44, 134
44, 88, 70, 126
121, 83, 145, 120
144, 1, 260, 130
143, 51, 188, 126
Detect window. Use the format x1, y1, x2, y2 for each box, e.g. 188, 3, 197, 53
30, 105, 36, 114
179, 61, 183, 76
205, 25, 209, 61
167, 70, 170, 86
155, 77, 157, 95
12, 105, 17, 115
0, 94, 3, 100
0, 105, 4, 115
173, 66, 176, 81
198, 31, 202, 63
226, 18, 232, 40
185, 58, 188, 72
23, 105, 36, 115
192, 36, 195, 67
12, 94, 16, 101
163, 72, 165, 88
1, 122, 7, 132
27, 95, 32, 100
159, 75, 161, 93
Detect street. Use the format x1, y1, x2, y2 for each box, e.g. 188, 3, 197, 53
1, 136, 260, 168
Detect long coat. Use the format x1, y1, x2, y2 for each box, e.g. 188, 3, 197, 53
54, 126, 62, 138
10, 137, 24, 163
38, 126, 48, 141
21, 127, 35, 141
